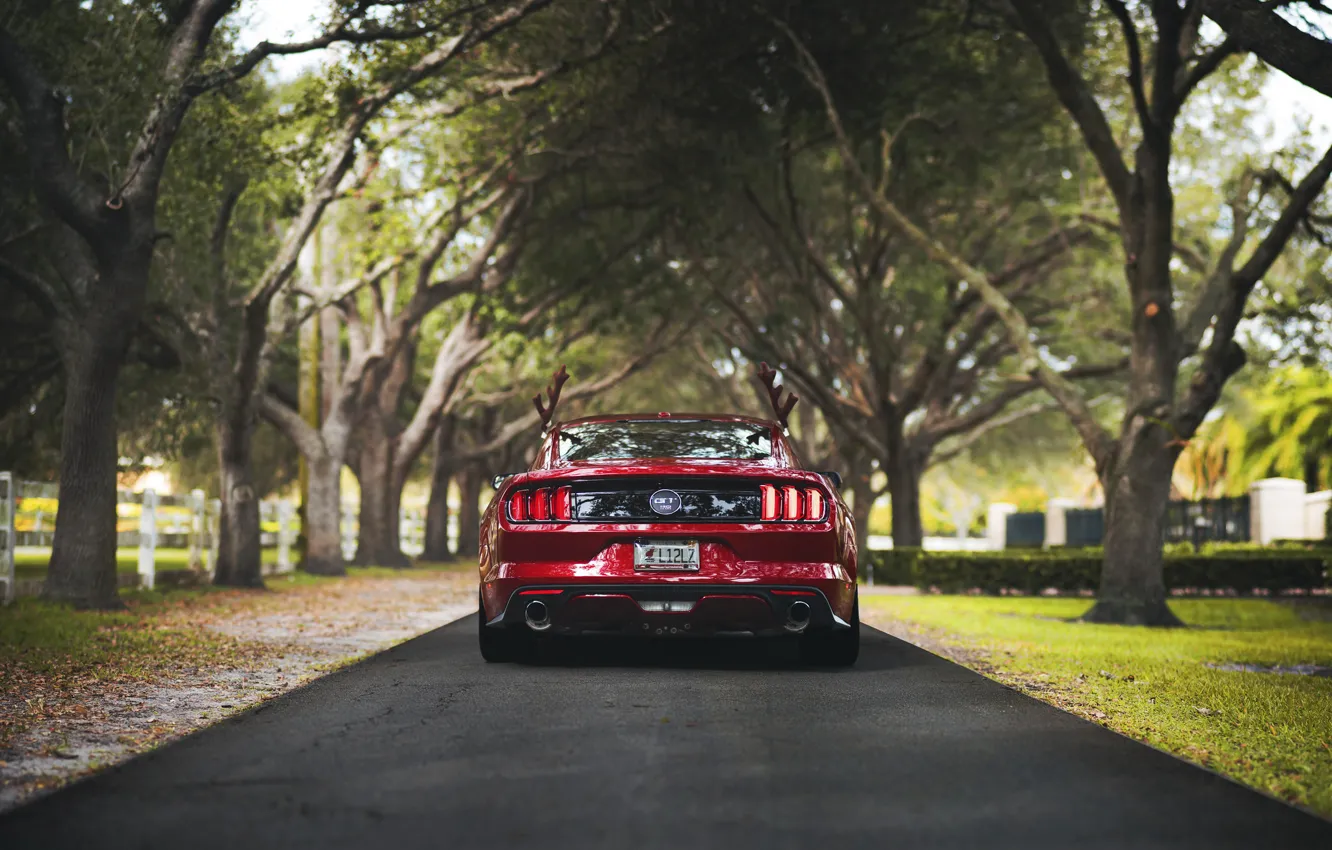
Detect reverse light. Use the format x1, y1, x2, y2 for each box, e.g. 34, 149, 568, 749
639, 600, 695, 613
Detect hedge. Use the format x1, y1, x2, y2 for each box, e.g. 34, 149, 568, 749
865, 548, 1331, 595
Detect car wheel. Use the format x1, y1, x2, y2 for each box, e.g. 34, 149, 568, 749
799, 593, 859, 667
478, 592, 533, 663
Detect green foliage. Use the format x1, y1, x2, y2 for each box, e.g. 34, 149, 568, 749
1231, 366, 1332, 488
866, 547, 1331, 595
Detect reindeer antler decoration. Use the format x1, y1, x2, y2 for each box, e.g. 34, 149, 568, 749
757, 362, 798, 428
533, 365, 570, 432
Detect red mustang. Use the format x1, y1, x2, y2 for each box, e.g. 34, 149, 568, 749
476, 366, 860, 666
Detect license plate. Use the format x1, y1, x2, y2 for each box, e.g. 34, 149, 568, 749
633, 539, 700, 571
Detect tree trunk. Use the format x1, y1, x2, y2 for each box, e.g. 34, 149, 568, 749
1304, 452, 1321, 493
214, 416, 264, 588
1083, 432, 1183, 626
423, 418, 456, 562
43, 334, 126, 608
849, 468, 873, 559
887, 454, 924, 548
304, 452, 345, 576
884, 418, 925, 548
353, 415, 409, 568
455, 464, 482, 557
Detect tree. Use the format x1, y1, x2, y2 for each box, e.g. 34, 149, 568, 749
197, 0, 568, 585
789, 1, 1332, 623
695, 143, 1124, 546
0, 0, 512, 605
1204, 0, 1332, 98
658, 4, 1126, 547
1223, 366, 1332, 491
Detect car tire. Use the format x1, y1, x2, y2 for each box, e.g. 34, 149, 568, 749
478, 592, 533, 663
799, 593, 859, 667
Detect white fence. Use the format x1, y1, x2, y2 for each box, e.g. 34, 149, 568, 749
338, 504, 429, 560
0, 473, 306, 603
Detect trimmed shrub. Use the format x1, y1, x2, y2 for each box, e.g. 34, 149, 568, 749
865, 548, 1330, 595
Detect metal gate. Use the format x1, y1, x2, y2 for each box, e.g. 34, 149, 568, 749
1005, 511, 1046, 548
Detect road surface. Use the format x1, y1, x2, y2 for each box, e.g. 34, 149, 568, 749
3, 619, 1329, 849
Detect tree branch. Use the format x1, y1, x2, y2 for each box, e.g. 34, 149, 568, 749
1203, 0, 1332, 99
782, 21, 1117, 468
0, 28, 107, 241
1175, 141, 1332, 436
1007, 0, 1132, 213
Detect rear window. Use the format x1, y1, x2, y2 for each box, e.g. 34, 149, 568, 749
557, 421, 772, 461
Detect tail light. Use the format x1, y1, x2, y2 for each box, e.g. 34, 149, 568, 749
506, 490, 528, 521
782, 486, 802, 521
805, 489, 825, 521
530, 488, 551, 521
506, 485, 574, 523
758, 482, 829, 523
553, 486, 573, 521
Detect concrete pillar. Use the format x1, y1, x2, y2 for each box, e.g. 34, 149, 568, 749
1304, 490, 1331, 541
1249, 478, 1307, 544
987, 503, 1017, 550
1045, 498, 1077, 548
137, 489, 158, 590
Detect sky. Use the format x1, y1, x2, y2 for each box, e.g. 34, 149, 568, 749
236, 0, 1332, 152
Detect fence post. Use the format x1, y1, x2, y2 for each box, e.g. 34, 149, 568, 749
188, 489, 205, 569
137, 489, 158, 590
0, 472, 15, 605
277, 499, 293, 573
1044, 499, 1075, 549
986, 503, 1016, 550
341, 502, 357, 562
205, 499, 221, 577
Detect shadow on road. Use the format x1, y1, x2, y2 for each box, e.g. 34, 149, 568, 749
511, 626, 933, 673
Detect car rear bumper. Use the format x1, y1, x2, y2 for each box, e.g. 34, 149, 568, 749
483, 580, 853, 638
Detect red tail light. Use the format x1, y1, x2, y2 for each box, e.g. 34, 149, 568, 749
805, 489, 825, 521
553, 486, 573, 521
507, 490, 527, 522
782, 486, 802, 521
530, 488, 551, 521
757, 482, 828, 523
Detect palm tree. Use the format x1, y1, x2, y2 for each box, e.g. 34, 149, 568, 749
1233, 367, 1332, 492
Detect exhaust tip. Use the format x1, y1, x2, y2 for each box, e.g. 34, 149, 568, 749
524, 599, 552, 632
785, 600, 812, 632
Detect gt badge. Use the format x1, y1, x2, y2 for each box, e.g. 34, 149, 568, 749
649, 489, 682, 515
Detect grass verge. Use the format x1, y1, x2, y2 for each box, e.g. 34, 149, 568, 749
0, 560, 476, 750
14, 548, 280, 580
862, 595, 1332, 818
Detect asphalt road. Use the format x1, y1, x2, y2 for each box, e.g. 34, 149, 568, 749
3, 619, 1330, 849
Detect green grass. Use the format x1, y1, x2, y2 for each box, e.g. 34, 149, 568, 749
14, 547, 280, 579
864, 595, 1332, 816
263, 558, 475, 589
